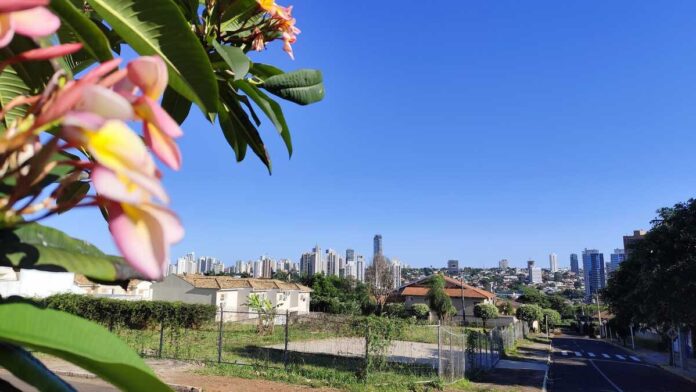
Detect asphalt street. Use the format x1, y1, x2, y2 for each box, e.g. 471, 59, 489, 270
548, 335, 694, 392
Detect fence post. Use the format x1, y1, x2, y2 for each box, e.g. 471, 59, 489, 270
217, 305, 223, 364
364, 319, 370, 381
449, 331, 454, 381
437, 320, 442, 378
462, 330, 466, 377
158, 322, 164, 358
284, 309, 289, 369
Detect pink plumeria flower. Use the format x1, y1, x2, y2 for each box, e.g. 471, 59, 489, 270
126, 56, 183, 170
0, 0, 60, 48
107, 201, 183, 280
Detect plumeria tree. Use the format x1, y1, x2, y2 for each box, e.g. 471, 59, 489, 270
0, 0, 323, 390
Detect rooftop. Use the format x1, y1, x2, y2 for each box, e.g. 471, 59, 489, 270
178, 275, 312, 292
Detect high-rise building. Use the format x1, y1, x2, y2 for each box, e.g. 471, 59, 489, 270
623, 230, 646, 257
447, 260, 459, 275
390, 258, 402, 288
582, 249, 606, 301
325, 249, 340, 277
607, 249, 625, 276
253, 259, 263, 278
527, 260, 542, 284
345, 261, 356, 280
300, 245, 324, 276
356, 255, 365, 282
261, 256, 272, 278
373, 234, 383, 256
346, 249, 355, 263
549, 253, 558, 273
498, 259, 509, 269
570, 254, 579, 274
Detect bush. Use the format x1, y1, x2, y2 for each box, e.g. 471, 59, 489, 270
39, 294, 216, 329
384, 303, 406, 318
474, 303, 499, 330
516, 304, 543, 326
541, 308, 561, 331
410, 303, 430, 320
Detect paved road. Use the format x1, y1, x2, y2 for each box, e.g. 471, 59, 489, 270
548, 335, 694, 392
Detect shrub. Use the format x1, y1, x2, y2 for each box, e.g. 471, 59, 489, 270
516, 304, 543, 327
474, 303, 499, 330
384, 303, 406, 318
410, 304, 430, 320
40, 294, 216, 330
541, 308, 561, 331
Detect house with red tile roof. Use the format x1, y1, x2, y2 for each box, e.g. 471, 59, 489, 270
394, 274, 496, 321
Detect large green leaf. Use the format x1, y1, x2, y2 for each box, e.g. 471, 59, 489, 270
161, 86, 191, 125
51, 0, 113, 62
261, 69, 325, 105
0, 224, 146, 281
0, 342, 75, 391
219, 86, 272, 170
0, 302, 171, 391
235, 79, 292, 156
212, 40, 250, 81
86, 0, 218, 117
249, 63, 284, 79
0, 66, 31, 132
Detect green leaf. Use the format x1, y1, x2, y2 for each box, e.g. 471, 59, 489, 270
0, 302, 171, 391
0, 66, 31, 132
261, 69, 325, 105
218, 100, 247, 162
86, 0, 218, 117
0, 342, 75, 392
161, 86, 192, 125
235, 79, 292, 156
219, 87, 271, 170
249, 63, 284, 79
212, 40, 250, 81
0, 224, 146, 281
51, 0, 113, 62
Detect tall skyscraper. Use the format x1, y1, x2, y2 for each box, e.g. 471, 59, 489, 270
582, 249, 606, 301
312, 245, 324, 275
570, 253, 579, 274
549, 253, 558, 273
498, 259, 509, 269
390, 258, 402, 288
623, 230, 646, 257
527, 260, 542, 284
447, 260, 459, 275
608, 249, 626, 276
356, 255, 365, 282
261, 256, 272, 278
346, 249, 355, 263
373, 234, 383, 256
253, 259, 263, 278
325, 249, 340, 277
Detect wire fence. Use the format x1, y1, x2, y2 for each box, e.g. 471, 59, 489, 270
114, 309, 529, 384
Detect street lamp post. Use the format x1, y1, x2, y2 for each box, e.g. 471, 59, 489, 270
594, 291, 603, 338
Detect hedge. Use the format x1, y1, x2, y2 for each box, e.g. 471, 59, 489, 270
39, 294, 216, 330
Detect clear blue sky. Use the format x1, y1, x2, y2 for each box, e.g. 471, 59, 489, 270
47, 1, 696, 269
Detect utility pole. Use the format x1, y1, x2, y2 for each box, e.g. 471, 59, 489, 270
595, 291, 603, 338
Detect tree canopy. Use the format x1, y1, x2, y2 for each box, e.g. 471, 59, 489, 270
427, 274, 456, 320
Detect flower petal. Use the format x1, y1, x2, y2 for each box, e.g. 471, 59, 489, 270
92, 165, 169, 205
0, 14, 14, 48
0, 1, 49, 13
87, 120, 155, 176
141, 203, 184, 244
12, 6, 60, 38
134, 96, 183, 138
108, 203, 166, 280
143, 122, 182, 170
127, 56, 167, 99
76, 85, 134, 121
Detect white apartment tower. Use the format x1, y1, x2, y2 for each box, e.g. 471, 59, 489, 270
549, 253, 558, 273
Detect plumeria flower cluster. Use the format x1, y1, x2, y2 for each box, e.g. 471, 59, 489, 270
253, 0, 301, 59
0, 0, 60, 47
0, 2, 183, 280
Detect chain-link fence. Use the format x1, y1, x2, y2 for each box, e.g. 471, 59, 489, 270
114, 309, 529, 384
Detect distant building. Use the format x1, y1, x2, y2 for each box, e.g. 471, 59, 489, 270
325, 249, 340, 277
623, 230, 646, 257
607, 249, 625, 276
582, 249, 605, 301
390, 258, 402, 288
527, 260, 542, 284
374, 234, 383, 256
498, 259, 509, 269
356, 255, 365, 282
447, 260, 459, 275
261, 257, 272, 278
570, 254, 579, 274
549, 253, 558, 273
346, 249, 355, 263
253, 259, 263, 278
300, 245, 324, 276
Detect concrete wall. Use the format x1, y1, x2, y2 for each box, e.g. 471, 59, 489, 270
151, 275, 216, 305
0, 269, 83, 298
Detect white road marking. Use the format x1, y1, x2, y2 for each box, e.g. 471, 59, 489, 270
561, 350, 568, 356
589, 359, 624, 392
616, 355, 626, 360
588, 352, 596, 357
575, 351, 582, 357
629, 356, 641, 362
602, 354, 611, 358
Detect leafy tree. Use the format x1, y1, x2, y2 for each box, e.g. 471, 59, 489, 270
497, 300, 513, 316
474, 303, 499, 331
246, 294, 282, 335
516, 304, 543, 328
518, 287, 550, 308
542, 309, 561, 331
427, 274, 456, 320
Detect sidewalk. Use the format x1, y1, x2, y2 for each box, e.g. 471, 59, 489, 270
472, 336, 550, 392
606, 339, 696, 384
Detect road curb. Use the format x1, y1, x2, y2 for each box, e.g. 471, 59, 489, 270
541, 338, 551, 392
52, 370, 203, 392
